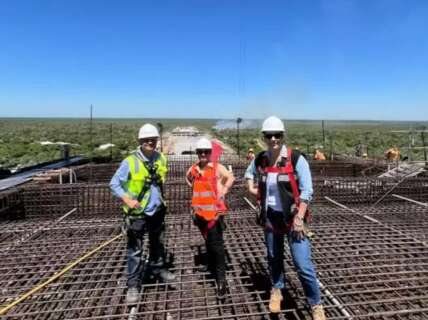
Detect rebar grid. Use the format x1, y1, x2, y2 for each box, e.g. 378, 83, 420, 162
0, 158, 427, 319
313, 177, 428, 204
0, 188, 24, 219
36, 158, 386, 187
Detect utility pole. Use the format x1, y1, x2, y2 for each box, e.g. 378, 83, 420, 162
421, 128, 427, 166
408, 127, 413, 162
89, 104, 93, 157
364, 132, 370, 158
236, 117, 242, 158
110, 123, 113, 161
89, 104, 93, 181
322, 120, 326, 148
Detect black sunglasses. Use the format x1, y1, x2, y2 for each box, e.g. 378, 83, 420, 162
140, 137, 158, 143
264, 132, 283, 139
196, 149, 212, 154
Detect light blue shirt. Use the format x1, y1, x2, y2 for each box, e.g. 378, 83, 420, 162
110, 149, 163, 216
244, 145, 313, 202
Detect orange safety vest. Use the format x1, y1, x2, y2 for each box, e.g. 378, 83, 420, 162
190, 163, 226, 221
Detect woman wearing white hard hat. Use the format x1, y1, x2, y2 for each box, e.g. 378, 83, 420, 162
110, 123, 175, 305
185, 137, 235, 299
245, 116, 325, 319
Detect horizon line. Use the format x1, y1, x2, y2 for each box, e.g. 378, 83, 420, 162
1, 116, 428, 123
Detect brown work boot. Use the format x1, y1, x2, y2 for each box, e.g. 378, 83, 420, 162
268, 288, 283, 313
312, 304, 326, 320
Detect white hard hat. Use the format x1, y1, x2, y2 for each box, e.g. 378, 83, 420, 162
138, 124, 159, 139
196, 137, 212, 150
261, 116, 285, 132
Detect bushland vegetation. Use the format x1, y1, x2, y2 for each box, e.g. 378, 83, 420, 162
0, 118, 215, 169
0, 118, 427, 170
213, 120, 428, 161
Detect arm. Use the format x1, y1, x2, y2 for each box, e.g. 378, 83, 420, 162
244, 159, 258, 196
109, 160, 141, 209
185, 167, 193, 188
217, 164, 235, 197
294, 155, 313, 219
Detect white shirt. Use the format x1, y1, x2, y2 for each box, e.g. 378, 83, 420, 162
266, 172, 282, 211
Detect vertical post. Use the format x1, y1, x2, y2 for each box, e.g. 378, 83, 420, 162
89, 104, 93, 181
329, 132, 334, 161
408, 127, 412, 162
364, 132, 369, 158
236, 117, 242, 158
90, 104, 93, 157
110, 123, 113, 161
322, 120, 326, 148
421, 129, 427, 166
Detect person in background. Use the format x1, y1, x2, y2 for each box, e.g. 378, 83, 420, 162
110, 123, 175, 305
313, 149, 326, 161
185, 137, 235, 299
245, 116, 325, 320
247, 148, 256, 161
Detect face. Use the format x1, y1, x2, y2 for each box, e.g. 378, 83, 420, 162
139, 137, 158, 153
263, 131, 284, 150
196, 148, 212, 163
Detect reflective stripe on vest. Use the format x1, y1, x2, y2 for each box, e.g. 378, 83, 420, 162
277, 174, 298, 182
122, 152, 167, 215
193, 191, 216, 198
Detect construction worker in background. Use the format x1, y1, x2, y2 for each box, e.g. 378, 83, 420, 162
110, 123, 175, 305
245, 116, 325, 319
313, 149, 326, 161
247, 148, 256, 161
385, 147, 400, 161
185, 137, 235, 299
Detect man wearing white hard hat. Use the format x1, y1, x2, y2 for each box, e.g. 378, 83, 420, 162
185, 137, 235, 299
110, 123, 175, 305
245, 116, 325, 319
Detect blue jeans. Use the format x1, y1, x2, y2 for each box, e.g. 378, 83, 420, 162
265, 209, 321, 306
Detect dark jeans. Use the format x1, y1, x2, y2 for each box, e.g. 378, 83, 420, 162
195, 216, 226, 282
126, 207, 166, 288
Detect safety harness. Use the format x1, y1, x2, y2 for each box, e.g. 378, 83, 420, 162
258, 148, 311, 233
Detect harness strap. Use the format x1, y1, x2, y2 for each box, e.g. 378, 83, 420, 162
285, 148, 301, 207
262, 148, 300, 206
259, 148, 312, 230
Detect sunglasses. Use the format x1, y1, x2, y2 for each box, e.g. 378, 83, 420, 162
264, 132, 283, 139
140, 137, 158, 143
196, 149, 212, 155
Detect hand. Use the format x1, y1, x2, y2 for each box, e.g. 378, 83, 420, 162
292, 215, 305, 241
217, 187, 227, 199
191, 209, 198, 225
124, 198, 141, 209
216, 211, 227, 219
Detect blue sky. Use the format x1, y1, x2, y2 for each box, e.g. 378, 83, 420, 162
0, 0, 427, 120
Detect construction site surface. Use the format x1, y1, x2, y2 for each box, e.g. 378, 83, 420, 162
1, 154, 428, 319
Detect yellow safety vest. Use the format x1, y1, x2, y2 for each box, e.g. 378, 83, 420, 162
121, 151, 167, 215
